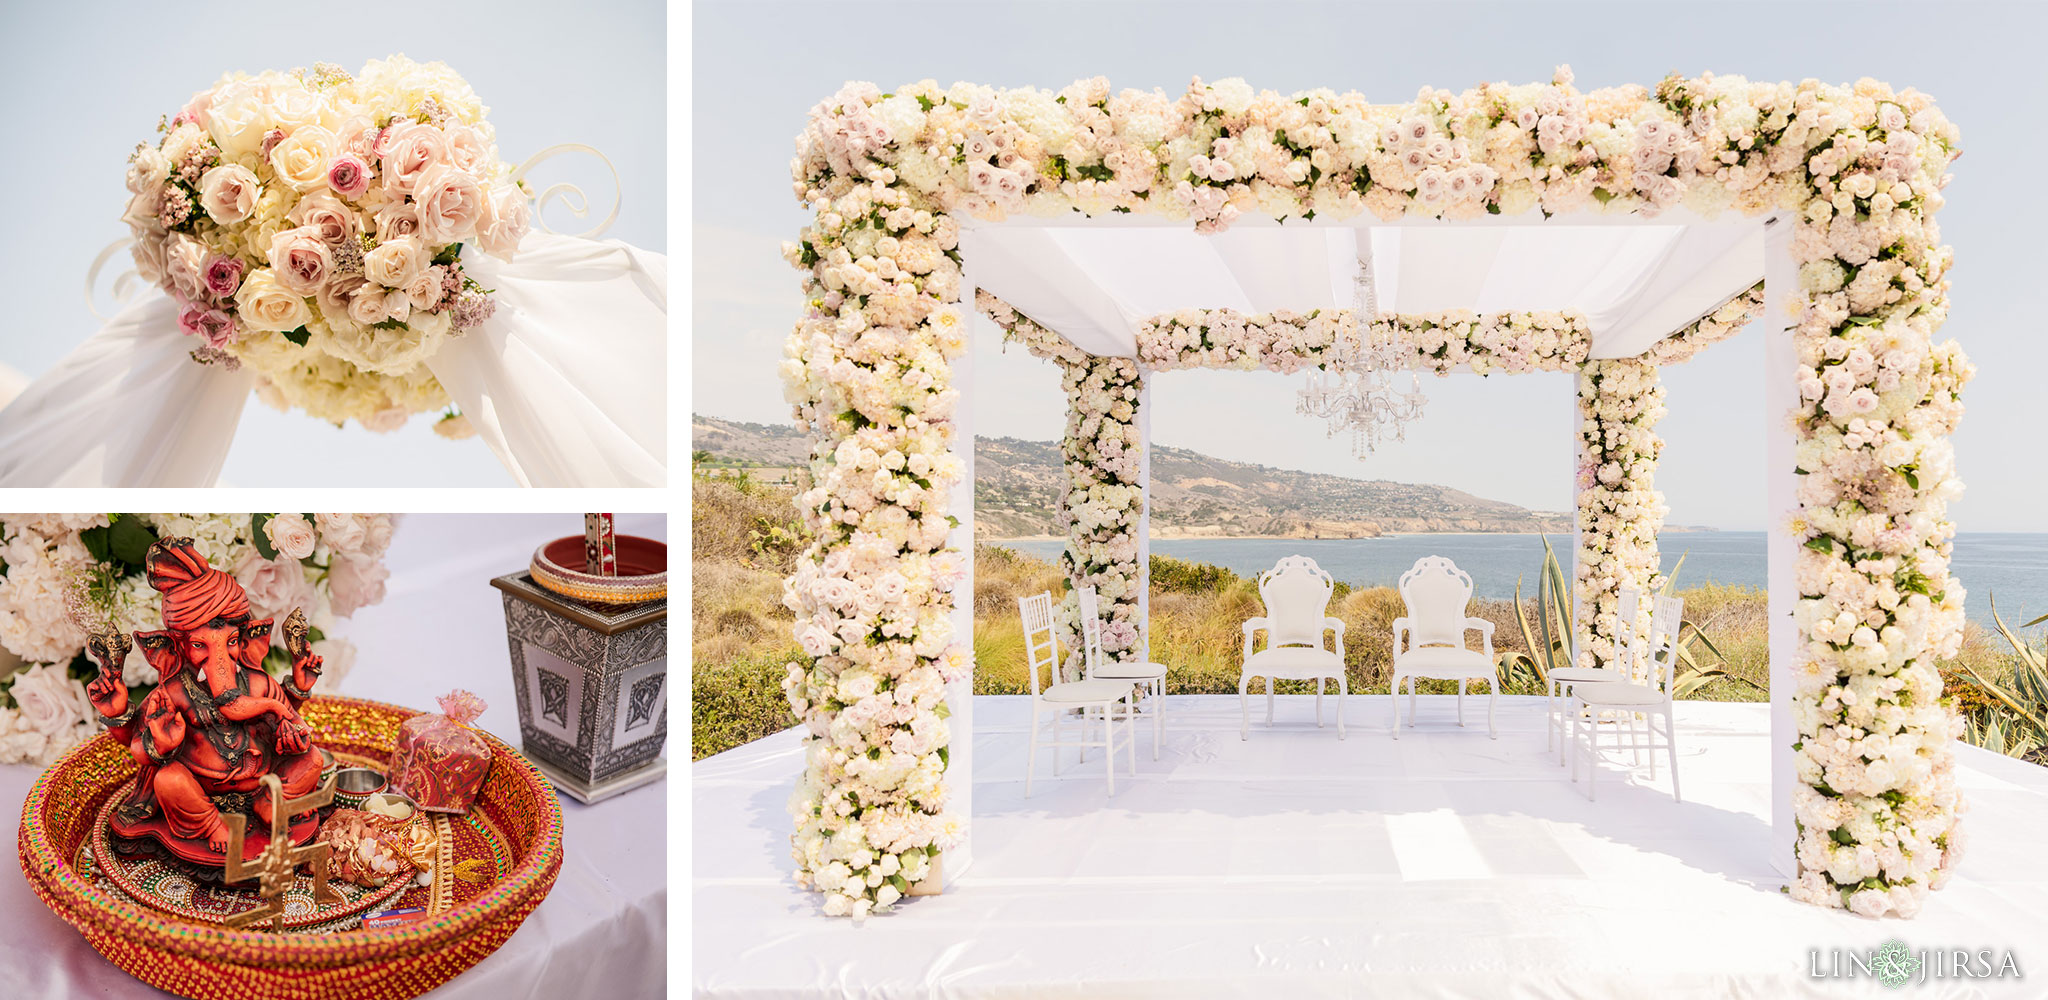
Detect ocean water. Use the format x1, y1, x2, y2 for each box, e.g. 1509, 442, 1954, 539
994, 532, 2048, 630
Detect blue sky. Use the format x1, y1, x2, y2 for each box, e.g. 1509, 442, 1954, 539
693, 0, 2045, 531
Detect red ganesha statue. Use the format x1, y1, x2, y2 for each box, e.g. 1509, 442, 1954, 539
84, 538, 328, 865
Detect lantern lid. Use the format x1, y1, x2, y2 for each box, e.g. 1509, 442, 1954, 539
491, 571, 667, 635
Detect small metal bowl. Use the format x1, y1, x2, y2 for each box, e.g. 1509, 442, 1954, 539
333, 767, 388, 811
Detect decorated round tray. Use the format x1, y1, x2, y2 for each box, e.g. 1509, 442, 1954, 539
18, 696, 565, 1000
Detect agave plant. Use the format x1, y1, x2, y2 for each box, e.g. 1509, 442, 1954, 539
1496, 535, 1576, 692
1495, 539, 1762, 700
1952, 596, 2048, 762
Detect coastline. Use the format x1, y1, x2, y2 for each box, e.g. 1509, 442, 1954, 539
985, 527, 1723, 543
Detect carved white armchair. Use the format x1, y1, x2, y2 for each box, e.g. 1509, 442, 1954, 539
1390, 556, 1499, 739
1239, 556, 1348, 740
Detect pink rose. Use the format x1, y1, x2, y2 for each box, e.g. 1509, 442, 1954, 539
267, 227, 332, 296
359, 514, 396, 557
328, 154, 372, 198
263, 512, 319, 560
317, 275, 366, 323
333, 116, 380, 161
473, 184, 530, 262
198, 164, 260, 224
378, 123, 448, 195
344, 281, 392, 326
441, 123, 489, 173
373, 201, 422, 240
178, 298, 207, 336
235, 552, 317, 623
198, 310, 235, 348
329, 551, 390, 616
412, 164, 485, 244
403, 270, 443, 311
164, 235, 210, 302
359, 407, 409, 436
288, 192, 357, 245
315, 513, 367, 553
203, 254, 245, 299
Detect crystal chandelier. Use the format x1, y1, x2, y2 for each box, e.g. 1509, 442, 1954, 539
1295, 246, 1427, 459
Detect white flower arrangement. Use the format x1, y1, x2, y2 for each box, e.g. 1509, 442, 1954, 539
981, 292, 1147, 677
125, 56, 529, 431
0, 513, 394, 766
1572, 360, 1669, 670
788, 68, 1966, 918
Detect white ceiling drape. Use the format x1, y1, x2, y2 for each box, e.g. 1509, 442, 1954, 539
962, 217, 1763, 362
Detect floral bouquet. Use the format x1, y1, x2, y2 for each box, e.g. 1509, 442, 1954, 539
0, 513, 395, 765
123, 56, 531, 435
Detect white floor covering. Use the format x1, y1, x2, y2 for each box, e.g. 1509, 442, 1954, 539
692, 695, 2048, 999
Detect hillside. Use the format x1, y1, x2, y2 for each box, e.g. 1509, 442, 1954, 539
693, 414, 1571, 540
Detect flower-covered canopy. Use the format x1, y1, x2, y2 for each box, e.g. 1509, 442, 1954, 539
781, 68, 1968, 922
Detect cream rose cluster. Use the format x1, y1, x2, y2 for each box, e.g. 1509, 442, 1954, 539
793, 71, 1966, 919
122, 56, 530, 430
980, 292, 1149, 677
1571, 360, 1671, 672
0, 513, 397, 766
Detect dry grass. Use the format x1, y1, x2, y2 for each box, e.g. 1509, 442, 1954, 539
691, 478, 2031, 763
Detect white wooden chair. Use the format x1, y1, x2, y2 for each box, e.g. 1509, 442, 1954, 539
1076, 586, 1169, 760
1569, 593, 1684, 802
1547, 586, 1643, 762
1019, 592, 1136, 796
1239, 556, 1348, 740
1389, 556, 1499, 739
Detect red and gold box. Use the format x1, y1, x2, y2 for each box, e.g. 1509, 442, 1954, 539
390, 691, 494, 814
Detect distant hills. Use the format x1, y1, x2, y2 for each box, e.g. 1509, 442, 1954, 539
693, 414, 1573, 540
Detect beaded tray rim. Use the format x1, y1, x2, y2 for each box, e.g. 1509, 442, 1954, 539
18, 695, 565, 970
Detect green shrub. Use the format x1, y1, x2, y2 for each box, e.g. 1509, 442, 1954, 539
692, 652, 800, 760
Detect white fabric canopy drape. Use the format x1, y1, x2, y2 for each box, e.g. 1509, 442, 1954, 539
0, 232, 666, 487
960, 220, 1762, 361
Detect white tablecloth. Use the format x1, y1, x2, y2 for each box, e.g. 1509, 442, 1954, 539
0, 513, 669, 999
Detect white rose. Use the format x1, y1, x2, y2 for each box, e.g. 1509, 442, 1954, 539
269, 125, 337, 192
263, 512, 318, 560
234, 268, 312, 332
363, 235, 429, 289
8, 662, 93, 737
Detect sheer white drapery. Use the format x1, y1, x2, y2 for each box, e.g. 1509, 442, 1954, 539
0, 231, 666, 487
961, 217, 1762, 363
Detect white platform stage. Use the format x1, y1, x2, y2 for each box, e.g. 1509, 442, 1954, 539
692, 695, 2048, 998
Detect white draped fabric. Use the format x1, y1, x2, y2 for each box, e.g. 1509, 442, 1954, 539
961, 217, 1762, 361
0, 232, 666, 487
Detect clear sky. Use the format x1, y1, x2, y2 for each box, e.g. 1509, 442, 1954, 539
693, 0, 2047, 531
0, 0, 665, 486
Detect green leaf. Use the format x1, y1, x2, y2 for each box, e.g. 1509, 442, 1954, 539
282, 326, 311, 347
936, 745, 950, 768
80, 526, 113, 564
432, 243, 463, 266
251, 513, 278, 560
1804, 536, 1834, 554
107, 516, 157, 569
